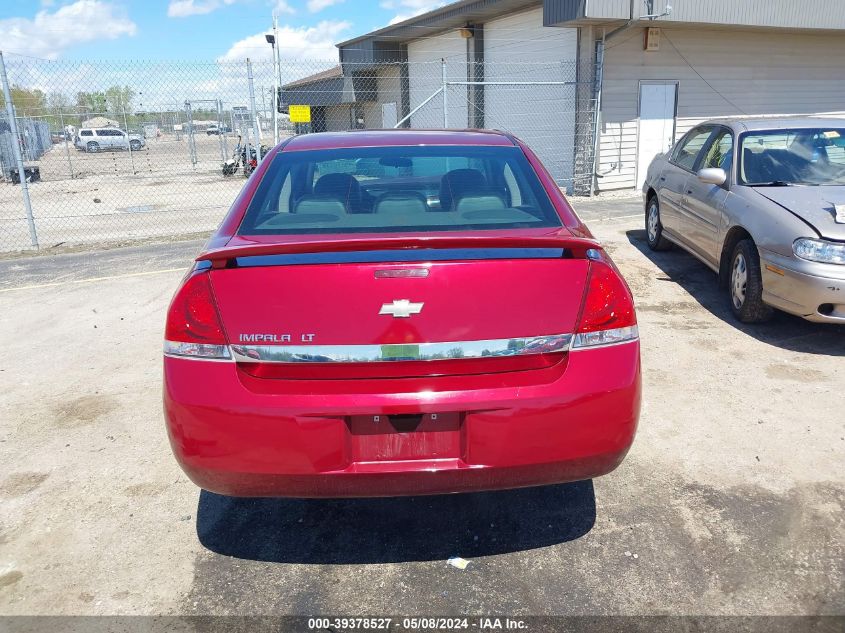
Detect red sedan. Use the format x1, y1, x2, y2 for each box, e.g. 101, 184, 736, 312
163, 130, 640, 497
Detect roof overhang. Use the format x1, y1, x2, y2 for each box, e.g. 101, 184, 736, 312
544, 0, 628, 27
338, 0, 541, 65
281, 67, 357, 107
544, 0, 845, 30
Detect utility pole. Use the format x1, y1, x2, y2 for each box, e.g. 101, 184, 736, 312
247, 58, 262, 163
441, 58, 448, 128
261, 86, 267, 134
122, 102, 136, 174
58, 109, 74, 179
273, 11, 280, 144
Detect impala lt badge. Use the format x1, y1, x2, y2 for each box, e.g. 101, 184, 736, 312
239, 333, 315, 343
379, 299, 424, 318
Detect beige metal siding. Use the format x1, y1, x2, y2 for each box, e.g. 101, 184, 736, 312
361, 65, 403, 129
585, 0, 629, 20
597, 27, 845, 191
325, 105, 350, 131
377, 65, 403, 110
544, 0, 629, 22
574, 0, 845, 30
363, 103, 381, 129
647, 0, 845, 30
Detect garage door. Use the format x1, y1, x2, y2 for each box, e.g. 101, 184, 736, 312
484, 8, 578, 188
408, 32, 469, 128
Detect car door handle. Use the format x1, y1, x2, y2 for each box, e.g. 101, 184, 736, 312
686, 190, 693, 194
659, 176, 666, 181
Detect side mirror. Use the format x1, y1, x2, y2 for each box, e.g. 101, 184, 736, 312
697, 167, 726, 186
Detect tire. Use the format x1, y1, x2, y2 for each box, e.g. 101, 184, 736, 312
86, 141, 99, 153
729, 239, 774, 323
130, 140, 142, 151
645, 196, 672, 251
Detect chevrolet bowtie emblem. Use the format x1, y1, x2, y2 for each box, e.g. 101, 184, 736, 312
379, 299, 424, 318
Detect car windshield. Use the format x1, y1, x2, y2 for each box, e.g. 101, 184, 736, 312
739, 128, 845, 185
237, 145, 561, 235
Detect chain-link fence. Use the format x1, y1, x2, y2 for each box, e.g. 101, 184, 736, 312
0, 52, 594, 252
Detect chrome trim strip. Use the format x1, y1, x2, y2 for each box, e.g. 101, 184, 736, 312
570, 325, 639, 350
231, 334, 573, 364
164, 353, 235, 363
163, 340, 233, 361
569, 338, 639, 351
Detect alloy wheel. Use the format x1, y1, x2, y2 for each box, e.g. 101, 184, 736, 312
731, 252, 748, 310
647, 202, 659, 242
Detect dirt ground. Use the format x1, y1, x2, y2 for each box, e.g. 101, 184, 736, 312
0, 201, 843, 619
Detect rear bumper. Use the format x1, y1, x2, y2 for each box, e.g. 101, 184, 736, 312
163, 342, 641, 497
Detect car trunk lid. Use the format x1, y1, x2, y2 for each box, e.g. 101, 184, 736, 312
205, 234, 595, 379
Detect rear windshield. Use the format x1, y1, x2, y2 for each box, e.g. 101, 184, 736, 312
237, 145, 561, 235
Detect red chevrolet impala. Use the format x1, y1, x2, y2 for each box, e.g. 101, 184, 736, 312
163, 130, 640, 497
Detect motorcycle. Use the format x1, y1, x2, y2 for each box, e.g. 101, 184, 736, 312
222, 141, 270, 177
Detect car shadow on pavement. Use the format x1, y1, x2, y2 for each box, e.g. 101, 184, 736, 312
195, 480, 595, 564
626, 229, 845, 356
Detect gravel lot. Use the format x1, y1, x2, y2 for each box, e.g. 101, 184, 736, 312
0, 133, 252, 252
0, 199, 842, 619
0, 135, 629, 254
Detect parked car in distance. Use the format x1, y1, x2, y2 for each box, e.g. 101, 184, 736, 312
74, 127, 145, 153
163, 129, 641, 498
206, 124, 232, 135
643, 117, 845, 324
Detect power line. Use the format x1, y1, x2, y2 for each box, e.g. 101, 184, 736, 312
662, 31, 747, 115
602, 29, 643, 52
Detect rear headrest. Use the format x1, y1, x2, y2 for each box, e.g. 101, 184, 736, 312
454, 192, 507, 214
314, 173, 362, 212
439, 168, 487, 211
374, 192, 428, 215
293, 194, 347, 216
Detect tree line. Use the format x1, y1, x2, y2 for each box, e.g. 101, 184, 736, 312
1, 85, 136, 117
1, 85, 223, 130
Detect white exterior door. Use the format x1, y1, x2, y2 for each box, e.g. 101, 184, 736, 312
408, 32, 468, 128
636, 82, 677, 188
382, 102, 398, 128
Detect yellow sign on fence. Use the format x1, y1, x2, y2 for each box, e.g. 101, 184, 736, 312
288, 105, 312, 124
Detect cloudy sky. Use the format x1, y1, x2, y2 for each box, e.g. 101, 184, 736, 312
0, 0, 449, 61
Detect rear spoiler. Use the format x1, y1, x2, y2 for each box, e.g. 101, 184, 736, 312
197, 234, 602, 265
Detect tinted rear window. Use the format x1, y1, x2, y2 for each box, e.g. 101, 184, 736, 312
238, 145, 561, 235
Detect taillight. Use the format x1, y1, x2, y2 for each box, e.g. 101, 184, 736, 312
572, 250, 638, 349
164, 271, 231, 360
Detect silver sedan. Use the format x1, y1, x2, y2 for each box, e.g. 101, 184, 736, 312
642, 117, 845, 324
